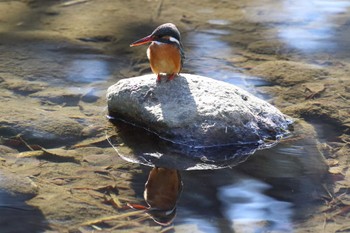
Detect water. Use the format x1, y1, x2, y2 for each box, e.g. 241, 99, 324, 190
0, 0, 349, 232
0, 190, 47, 232
185, 31, 269, 92
127, 126, 327, 231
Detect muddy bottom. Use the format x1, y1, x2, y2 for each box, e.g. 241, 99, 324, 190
0, 0, 349, 233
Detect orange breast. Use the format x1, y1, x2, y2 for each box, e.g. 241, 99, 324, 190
144, 167, 182, 210
148, 43, 181, 75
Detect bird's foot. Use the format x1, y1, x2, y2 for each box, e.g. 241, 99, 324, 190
166, 73, 176, 82
156, 74, 162, 83
156, 74, 177, 83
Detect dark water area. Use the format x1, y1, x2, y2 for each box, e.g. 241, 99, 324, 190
0, 190, 48, 233
128, 125, 328, 232
0, 0, 349, 232
107, 118, 278, 170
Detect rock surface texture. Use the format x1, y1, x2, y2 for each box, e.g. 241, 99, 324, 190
107, 74, 292, 147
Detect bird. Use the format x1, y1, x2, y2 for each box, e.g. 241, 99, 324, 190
130, 23, 185, 82
143, 167, 182, 211
126, 167, 183, 226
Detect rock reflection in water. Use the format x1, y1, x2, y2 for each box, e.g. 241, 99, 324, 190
128, 167, 182, 226
107, 119, 275, 170
111, 119, 328, 231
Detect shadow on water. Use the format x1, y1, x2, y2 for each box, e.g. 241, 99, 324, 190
0, 190, 48, 233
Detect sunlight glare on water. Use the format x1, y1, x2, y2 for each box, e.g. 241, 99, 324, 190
178, 217, 219, 233
240, 0, 350, 53
218, 179, 293, 232
186, 31, 268, 89
67, 56, 111, 83
278, 0, 350, 52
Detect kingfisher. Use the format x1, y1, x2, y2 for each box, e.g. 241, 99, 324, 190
126, 167, 183, 225
130, 23, 185, 82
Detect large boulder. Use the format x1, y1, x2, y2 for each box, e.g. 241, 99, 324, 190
107, 74, 292, 148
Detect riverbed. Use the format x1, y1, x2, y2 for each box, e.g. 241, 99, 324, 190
0, 0, 349, 232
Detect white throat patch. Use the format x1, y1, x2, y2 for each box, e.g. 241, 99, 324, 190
168, 36, 180, 45
152, 36, 180, 46
153, 41, 164, 45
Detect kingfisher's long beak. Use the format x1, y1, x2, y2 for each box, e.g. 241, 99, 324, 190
130, 35, 153, 47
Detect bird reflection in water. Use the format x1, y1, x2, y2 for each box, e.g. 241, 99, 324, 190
127, 167, 183, 226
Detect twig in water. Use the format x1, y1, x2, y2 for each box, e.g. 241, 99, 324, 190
81, 210, 146, 226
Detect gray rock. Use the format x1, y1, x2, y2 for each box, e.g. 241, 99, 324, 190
107, 74, 292, 148
0, 98, 84, 145
0, 170, 38, 196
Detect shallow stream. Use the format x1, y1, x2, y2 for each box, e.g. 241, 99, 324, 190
0, 0, 349, 232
